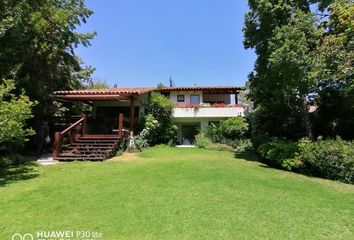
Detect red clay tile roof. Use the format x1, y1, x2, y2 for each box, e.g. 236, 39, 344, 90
54, 87, 155, 96
159, 86, 244, 91
54, 86, 244, 99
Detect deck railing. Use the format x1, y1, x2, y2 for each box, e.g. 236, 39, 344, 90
172, 106, 245, 118
53, 114, 87, 157
117, 113, 131, 139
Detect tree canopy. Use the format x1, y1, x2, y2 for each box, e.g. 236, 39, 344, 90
0, 0, 95, 121
244, 0, 354, 141
0, 80, 35, 153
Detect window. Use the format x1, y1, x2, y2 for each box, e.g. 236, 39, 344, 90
177, 95, 185, 102
190, 95, 200, 104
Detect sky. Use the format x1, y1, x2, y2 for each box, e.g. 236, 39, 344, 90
75, 0, 256, 87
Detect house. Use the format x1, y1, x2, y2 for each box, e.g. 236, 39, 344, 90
157, 86, 245, 144
53, 85, 245, 160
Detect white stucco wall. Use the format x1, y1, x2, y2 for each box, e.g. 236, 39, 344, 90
169, 91, 203, 104
168, 91, 236, 105
173, 107, 245, 118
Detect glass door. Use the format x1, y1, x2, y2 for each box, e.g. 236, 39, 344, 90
182, 124, 199, 145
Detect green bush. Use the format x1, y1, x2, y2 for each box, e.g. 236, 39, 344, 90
218, 117, 249, 139
258, 140, 300, 170
144, 93, 177, 145
297, 139, 354, 184
228, 139, 253, 152
0, 154, 27, 168
205, 124, 223, 142
143, 114, 177, 146
205, 117, 250, 146
218, 138, 253, 152
131, 129, 149, 151
195, 133, 213, 148
0, 80, 35, 155
148, 92, 174, 125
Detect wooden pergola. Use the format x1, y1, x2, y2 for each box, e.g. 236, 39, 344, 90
54, 87, 155, 132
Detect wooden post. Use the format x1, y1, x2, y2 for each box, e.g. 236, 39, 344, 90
82, 114, 87, 135
118, 113, 123, 138
129, 96, 135, 132
53, 132, 62, 157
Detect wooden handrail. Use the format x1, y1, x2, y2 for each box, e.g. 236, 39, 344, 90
53, 113, 132, 158
53, 114, 86, 157
69, 115, 87, 119
61, 115, 86, 135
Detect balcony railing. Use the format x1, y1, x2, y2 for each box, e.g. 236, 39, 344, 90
173, 104, 245, 118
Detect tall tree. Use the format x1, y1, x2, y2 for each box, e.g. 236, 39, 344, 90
0, 0, 95, 121
244, 0, 354, 141
244, 0, 314, 139
312, 0, 354, 139
267, 10, 322, 139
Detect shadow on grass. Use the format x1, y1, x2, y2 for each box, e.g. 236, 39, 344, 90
0, 162, 39, 187
234, 151, 261, 162
234, 151, 286, 169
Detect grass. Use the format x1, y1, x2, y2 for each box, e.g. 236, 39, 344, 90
0, 146, 354, 239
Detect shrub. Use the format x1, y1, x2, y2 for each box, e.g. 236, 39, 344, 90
195, 133, 213, 148
141, 114, 177, 146
131, 129, 149, 151
227, 139, 253, 152
205, 117, 249, 145
0, 154, 27, 168
258, 140, 300, 170
218, 117, 249, 139
205, 124, 223, 142
297, 139, 354, 184
148, 92, 174, 125
145, 93, 177, 145
0, 80, 35, 155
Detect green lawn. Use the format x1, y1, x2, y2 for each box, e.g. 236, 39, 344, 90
1, 147, 354, 239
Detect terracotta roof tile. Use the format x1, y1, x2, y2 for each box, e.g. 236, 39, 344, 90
159, 86, 244, 91
54, 87, 155, 95
54, 86, 244, 97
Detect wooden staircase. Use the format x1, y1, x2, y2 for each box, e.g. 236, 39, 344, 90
52, 114, 131, 162
54, 135, 120, 161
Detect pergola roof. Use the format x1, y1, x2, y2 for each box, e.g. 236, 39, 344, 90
54, 86, 244, 101
55, 87, 154, 95
54, 87, 155, 101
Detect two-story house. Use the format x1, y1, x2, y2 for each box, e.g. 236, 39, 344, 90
158, 86, 245, 144
54, 86, 245, 143
53, 86, 245, 160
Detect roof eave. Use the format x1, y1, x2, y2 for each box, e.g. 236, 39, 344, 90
54, 94, 130, 101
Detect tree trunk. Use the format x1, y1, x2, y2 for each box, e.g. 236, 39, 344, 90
300, 93, 314, 140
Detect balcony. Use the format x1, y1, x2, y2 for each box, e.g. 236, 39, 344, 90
172, 104, 245, 118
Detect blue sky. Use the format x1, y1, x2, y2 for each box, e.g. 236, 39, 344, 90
75, 0, 255, 87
